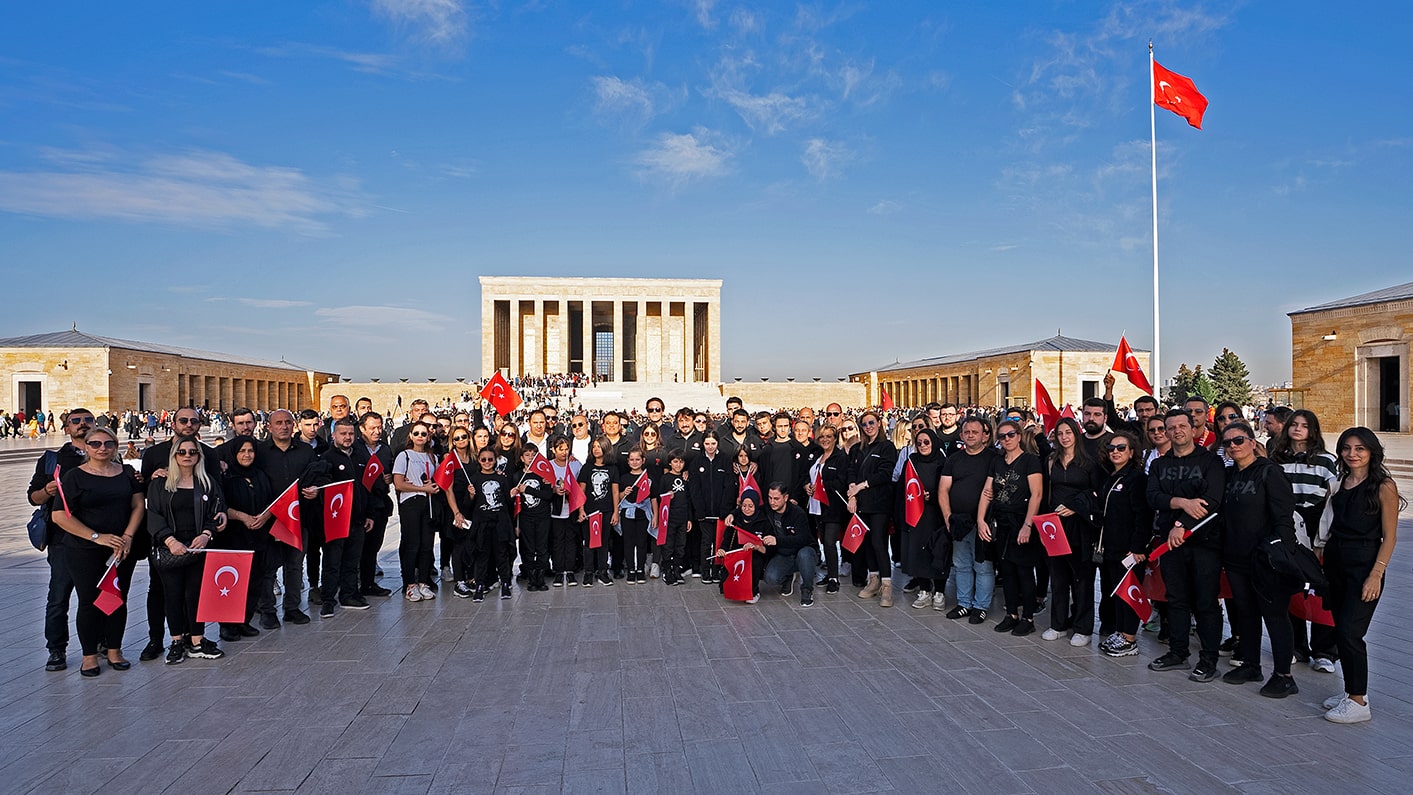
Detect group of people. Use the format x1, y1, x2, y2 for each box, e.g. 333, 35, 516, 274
28, 383, 1401, 726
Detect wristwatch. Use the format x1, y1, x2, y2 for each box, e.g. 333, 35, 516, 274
90, 532, 99, 540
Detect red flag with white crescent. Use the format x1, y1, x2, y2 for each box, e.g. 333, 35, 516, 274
812, 466, 830, 506
588, 511, 603, 549
479, 371, 523, 416
1033, 512, 1071, 556
432, 453, 461, 492
738, 471, 760, 499
1034, 379, 1060, 434
1111, 335, 1154, 395
655, 493, 671, 544
735, 525, 764, 550
722, 546, 754, 602
323, 480, 353, 541
94, 558, 124, 616
196, 549, 254, 624
361, 454, 384, 491
564, 465, 587, 512
1153, 60, 1209, 130
529, 452, 556, 484
841, 514, 868, 554
1115, 566, 1150, 619
268, 481, 303, 550
903, 460, 924, 528
631, 470, 652, 503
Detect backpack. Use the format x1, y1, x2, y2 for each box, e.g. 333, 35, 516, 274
26, 450, 59, 552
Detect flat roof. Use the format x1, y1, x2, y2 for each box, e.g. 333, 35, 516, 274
1290, 281, 1413, 315
0, 329, 318, 372
862, 334, 1142, 374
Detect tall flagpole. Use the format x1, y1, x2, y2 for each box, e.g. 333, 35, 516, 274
1149, 41, 1162, 397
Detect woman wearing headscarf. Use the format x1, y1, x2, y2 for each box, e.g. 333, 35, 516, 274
903, 429, 951, 610
218, 436, 272, 642
718, 488, 770, 604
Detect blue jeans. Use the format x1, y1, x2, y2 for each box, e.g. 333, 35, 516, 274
763, 548, 818, 596
950, 532, 994, 610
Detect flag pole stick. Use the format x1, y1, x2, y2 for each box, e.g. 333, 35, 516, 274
1149, 41, 1162, 396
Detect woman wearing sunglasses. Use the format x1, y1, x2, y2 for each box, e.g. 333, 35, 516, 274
392, 421, 440, 602
441, 427, 476, 591
51, 426, 145, 677
493, 423, 523, 476
147, 436, 229, 664
1042, 417, 1102, 646
1096, 431, 1152, 657
805, 424, 849, 593
978, 419, 1044, 636
217, 436, 272, 642
846, 410, 898, 606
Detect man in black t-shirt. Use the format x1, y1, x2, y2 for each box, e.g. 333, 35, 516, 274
939, 416, 998, 623
26, 408, 95, 672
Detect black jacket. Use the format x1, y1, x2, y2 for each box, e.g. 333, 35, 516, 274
763, 502, 813, 556
146, 476, 226, 545
687, 452, 733, 521
1098, 463, 1153, 560
1147, 445, 1226, 546
354, 440, 395, 520
848, 438, 898, 514
1221, 456, 1297, 572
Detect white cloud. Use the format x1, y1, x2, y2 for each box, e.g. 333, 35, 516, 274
991, 243, 1019, 252
729, 8, 761, 34
370, 0, 470, 49
316, 305, 455, 332
801, 138, 853, 180
691, 0, 717, 29
868, 199, 902, 215
590, 75, 669, 126
238, 298, 314, 309
0, 148, 365, 232
714, 88, 810, 134
257, 43, 403, 75
634, 128, 732, 186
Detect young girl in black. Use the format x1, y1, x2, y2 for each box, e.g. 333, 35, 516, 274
467, 448, 514, 602
618, 449, 652, 583
512, 448, 552, 592
654, 452, 690, 585
577, 436, 620, 586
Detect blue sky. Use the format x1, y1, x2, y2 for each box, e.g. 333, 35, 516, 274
3, 1, 1409, 386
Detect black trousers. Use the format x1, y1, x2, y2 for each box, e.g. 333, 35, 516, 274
452, 527, 475, 582
361, 514, 389, 592
581, 520, 608, 573
158, 561, 205, 639
397, 497, 436, 587
1325, 538, 1382, 696
45, 543, 76, 653
520, 513, 550, 576
320, 524, 366, 604
1225, 566, 1296, 676
859, 512, 891, 575
815, 518, 843, 580
1099, 560, 1143, 636
1291, 615, 1340, 660
999, 558, 1037, 619
472, 522, 514, 586
69, 546, 136, 655
1161, 544, 1223, 661
306, 528, 323, 591
621, 515, 649, 572
1048, 552, 1097, 634
663, 520, 688, 571
550, 517, 578, 574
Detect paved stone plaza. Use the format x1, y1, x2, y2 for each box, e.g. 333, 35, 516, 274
0, 437, 1410, 794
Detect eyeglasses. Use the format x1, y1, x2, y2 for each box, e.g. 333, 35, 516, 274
1147, 427, 1166, 434
843, 426, 857, 433
499, 431, 516, 437
997, 430, 1019, 440
85, 439, 118, 449
1106, 443, 1129, 452
69, 416, 94, 425
1219, 414, 1241, 421
452, 435, 469, 442
861, 419, 877, 427
825, 411, 841, 417
1222, 436, 1251, 447
647, 407, 663, 413
175, 448, 200, 457
572, 422, 586, 428
175, 417, 200, 425
410, 432, 428, 438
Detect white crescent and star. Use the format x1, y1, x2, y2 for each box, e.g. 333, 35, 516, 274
329, 493, 345, 518
286, 502, 300, 523
1126, 584, 1144, 602
214, 565, 239, 597
1040, 520, 1059, 540
732, 560, 745, 582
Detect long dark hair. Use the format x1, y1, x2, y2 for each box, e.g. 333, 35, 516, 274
1268, 409, 1325, 463
1335, 427, 1407, 514
1048, 417, 1092, 470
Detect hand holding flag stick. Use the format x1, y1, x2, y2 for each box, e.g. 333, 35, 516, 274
1146, 513, 1218, 562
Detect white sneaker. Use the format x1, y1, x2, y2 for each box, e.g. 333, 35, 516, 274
682, 568, 695, 578
1311, 657, 1336, 674
912, 591, 933, 609
1323, 693, 1369, 710
405, 585, 422, 602
417, 584, 436, 600
1041, 628, 1062, 641
649, 564, 660, 580
745, 594, 760, 604
1069, 634, 1091, 647
1324, 697, 1372, 724
932, 592, 946, 611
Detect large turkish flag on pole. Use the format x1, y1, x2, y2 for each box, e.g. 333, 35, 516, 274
267, 481, 303, 550
480, 371, 523, 415
1111, 335, 1154, 395
903, 460, 924, 528
196, 549, 254, 624
1154, 61, 1209, 129
323, 480, 354, 541
721, 547, 754, 602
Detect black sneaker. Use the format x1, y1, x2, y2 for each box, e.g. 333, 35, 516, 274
1222, 664, 1263, 684
260, 613, 281, 630
825, 579, 840, 594
566, 573, 578, 587
500, 583, 512, 600
454, 582, 474, 599
284, 609, 310, 625
220, 626, 241, 642
801, 594, 815, 608
45, 650, 66, 672
187, 639, 224, 660
781, 574, 795, 597
237, 623, 261, 637
902, 579, 921, 594
582, 573, 595, 588
968, 609, 988, 625
1011, 618, 1035, 637
1259, 674, 1299, 699
1148, 652, 1190, 672
1189, 659, 1219, 682
553, 574, 565, 588
946, 606, 970, 620
308, 589, 322, 605
340, 596, 371, 610
995, 615, 1020, 633
320, 601, 336, 618
1219, 636, 1239, 656
165, 642, 186, 665
599, 572, 614, 587
472, 586, 486, 603
140, 639, 166, 661
362, 585, 393, 598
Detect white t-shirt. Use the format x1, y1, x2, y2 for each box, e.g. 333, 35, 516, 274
393, 449, 435, 504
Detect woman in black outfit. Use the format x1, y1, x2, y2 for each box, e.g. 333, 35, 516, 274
979, 419, 1044, 636
1217, 421, 1300, 697
148, 437, 228, 664
805, 424, 849, 593
1043, 417, 1102, 647
1096, 431, 1153, 657
719, 488, 771, 604
52, 425, 145, 677
903, 429, 951, 610
578, 436, 621, 586
1322, 427, 1402, 724
846, 410, 898, 607
218, 436, 271, 642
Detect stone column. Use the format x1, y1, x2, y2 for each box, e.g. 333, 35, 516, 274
581, 299, 593, 378
636, 300, 648, 383
707, 297, 721, 383
684, 301, 696, 382
557, 298, 569, 374
612, 300, 624, 383
481, 291, 495, 380
529, 299, 543, 374
509, 299, 521, 376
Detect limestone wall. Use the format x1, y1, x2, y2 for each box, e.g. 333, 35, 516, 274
1291, 299, 1412, 432
718, 382, 867, 411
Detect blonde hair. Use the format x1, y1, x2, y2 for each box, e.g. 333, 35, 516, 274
166, 439, 213, 493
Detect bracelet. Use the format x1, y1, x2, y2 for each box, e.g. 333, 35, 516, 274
1373, 560, 1388, 569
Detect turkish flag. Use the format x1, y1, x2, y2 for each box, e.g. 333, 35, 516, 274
268, 481, 303, 550
587, 511, 603, 549
1116, 566, 1151, 619
735, 525, 765, 550
94, 559, 124, 616
1060, 404, 1076, 421
1218, 569, 1233, 600
53, 463, 72, 517
432, 453, 461, 492
1144, 562, 1167, 602
1154, 60, 1208, 129
631, 471, 652, 503
1033, 512, 1072, 557
1289, 591, 1334, 627
903, 460, 924, 527
196, 549, 254, 624
880, 387, 894, 411
480, 371, 523, 415
714, 518, 727, 551
1147, 513, 1219, 561
738, 471, 760, 499
529, 452, 556, 484
361, 454, 384, 491
722, 547, 754, 602
812, 467, 830, 506
1034, 379, 1060, 434
656, 493, 672, 544
1111, 335, 1154, 395
323, 480, 353, 541
842, 514, 868, 554
564, 466, 587, 512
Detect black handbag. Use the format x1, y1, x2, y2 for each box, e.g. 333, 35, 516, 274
1258, 536, 1329, 593
150, 543, 203, 570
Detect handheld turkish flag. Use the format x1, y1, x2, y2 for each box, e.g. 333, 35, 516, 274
903, 460, 924, 527
738, 471, 760, 499
1147, 513, 1217, 561
323, 480, 353, 541
1115, 566, 1151, 620
1290, 591, 1334, 627
564, 466, 587, 513
1143, 562, 1167, 602
529, 452, 556, 484
196, 549, 254, 624
714, 518, 727, 551
735, 525, 765, 550
1034, 379, 1060, 434
53, 463, 72, 517
842, 514, 869, 554
587, 511, 603, 549
268, 481, 303, 550
1111, 335, 1154, 395
812, 467, 830, 506
722, 546, 754, 602
656, 493, 672, 544
480, 371, 523, 416
631, 471, 652, 503
1154, 60, 1208, 130
432, 454, 461, 492
94, 558, 124, 616
1034, 512, 1072, 557
880, 387, 894, 411
361, 454, 384, 491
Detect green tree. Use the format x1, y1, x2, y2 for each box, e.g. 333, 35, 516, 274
1167, 362, 1198, 405
1210, 347, 1254, 406
1193, 370, 1217, 406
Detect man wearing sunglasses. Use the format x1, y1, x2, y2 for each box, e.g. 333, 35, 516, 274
26, 408, 97, 672
255, 409, 321, 630
568, 413, 594, 463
